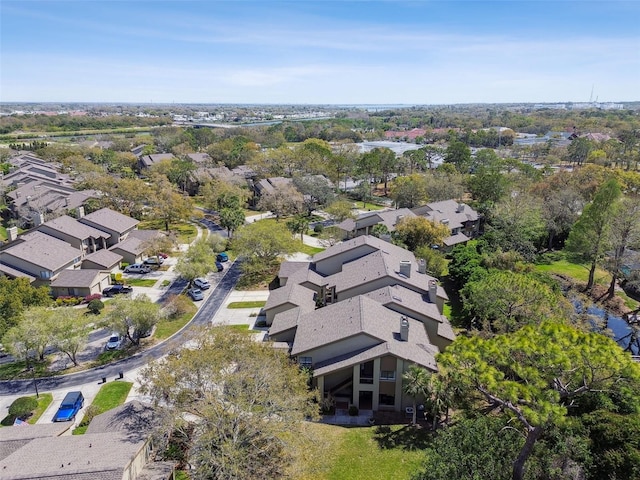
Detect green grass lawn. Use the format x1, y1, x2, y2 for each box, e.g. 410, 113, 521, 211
535, 259, 611, 285
0, 359, 52, 381
298, 423, 427, 480
73, 381, 133, 435
125, 278, 157, 287
154, 303, 198, 340
219, 324, 252, 334
0, 393, 53, 427
296, 241, 325, 256
227, 301, 266, 309
137, 219, 198, 244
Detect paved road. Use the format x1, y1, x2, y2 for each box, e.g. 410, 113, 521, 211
0, 261, 242, 396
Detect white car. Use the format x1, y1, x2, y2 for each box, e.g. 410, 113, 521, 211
105, 333, 122, 350
124, 263, 151, 274
193, 278, 211, 290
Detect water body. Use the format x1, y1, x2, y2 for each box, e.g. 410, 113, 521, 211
573, 298, 639, 354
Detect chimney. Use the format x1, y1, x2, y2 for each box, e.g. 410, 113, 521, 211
77, 206, 85, 218
400, 316, 409, 341
32, 212, 44, 226
457, 203, 464, 213
399, 260, 411, 278
428, 279, 438, 303
7, 226, 18, 242
64, 197, 69, 207
418, 258, 426, 274
396, 214, 404, 225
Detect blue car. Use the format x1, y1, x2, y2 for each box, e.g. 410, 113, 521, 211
216, 252, 229, 262
53, 391, 84, 422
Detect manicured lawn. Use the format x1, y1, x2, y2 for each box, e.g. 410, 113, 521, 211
535, 259, 611, 285
352, 201, 387, 211
227, 301, 266, 309
296, 241, 325, 256
125, 278, 157, 287
154, 303, 198, 340
0, 359, 52, 381
219, 324, 252, 333
73, 381, 133, 435
295, 423, 427, 480
138, 219, 198, 244
0, 393, 53, 427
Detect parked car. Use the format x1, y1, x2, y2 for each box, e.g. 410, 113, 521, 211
53, 391, 84, 422
105, 333, 122, 350
124, 263, 151, 274
193, 278, 211, 290
216, 252, 229, 262
187, 288, 204, 301
216, 261, 224, 272
103, 284, 133, 297
144, 256, 164, 265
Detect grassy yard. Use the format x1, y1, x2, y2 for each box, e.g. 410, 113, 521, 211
125, 278, 158, 287
295, 423, 427, 480
73, 381, 133, 435
0, 393, 53, 427
535, 259, 611, 285
296, 241, 325, 256
0, 359, 53, 381
227, 301, 266, 309
154, 302, 198, 340
137, 219, 198, 244
351, 201, 387, 211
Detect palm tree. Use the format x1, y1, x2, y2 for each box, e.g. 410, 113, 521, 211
426, 375, 453, 430
402, 364, 431, 425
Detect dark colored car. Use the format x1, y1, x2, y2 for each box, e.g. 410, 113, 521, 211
216, 261, 224, 272
103, 284, 133, 297
216, 252, 229, 262
53, 391, 84, 422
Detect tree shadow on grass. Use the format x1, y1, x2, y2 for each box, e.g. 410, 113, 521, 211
372, 424, 433, 451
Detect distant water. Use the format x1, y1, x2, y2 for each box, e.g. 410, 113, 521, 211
573, 299, 638, 354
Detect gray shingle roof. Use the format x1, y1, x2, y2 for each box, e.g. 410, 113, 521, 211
40, 215, 109, 240
2, 232, 81, 271
109, 236, 145, 255
80, 208, 139, 234
82, 249, 123, 268
50, 269, 109, 288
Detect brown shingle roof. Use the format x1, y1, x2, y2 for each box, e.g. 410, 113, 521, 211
2, 232, 81, 271
82, 249, 123, 269
50, 269, 109, 288
40, 215, 109, 240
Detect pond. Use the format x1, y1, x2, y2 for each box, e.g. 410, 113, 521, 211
572, 298, 639, 355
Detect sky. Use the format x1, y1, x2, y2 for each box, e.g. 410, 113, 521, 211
1, 1, 639, 105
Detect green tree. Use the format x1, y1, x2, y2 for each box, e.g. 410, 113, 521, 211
414, 245, 448, 278
324, 199, 355, 223
51, 308, 89, 366
390, 174, 429, 208
444, 141, 472, 173
604, 196, 640, 299
138, 328, 319, 480
402, 364, 431, 425
175, 237, 220, 285
293, 175, 335, 216
447, 242, 484, 289
106, 295, 163, 346
0, 277, 51, 338
233, 221, 296, 267
286, 215, 310, 241
199, 179, 249, 212
150, 175, 194, 231
566, 178, 622, 290
218, 207, 245, 238
439, 321, 640, 480
394, 216, 450, 251
461, 270, 571, 334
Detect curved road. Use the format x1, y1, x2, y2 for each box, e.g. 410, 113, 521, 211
0, 261, 242, 395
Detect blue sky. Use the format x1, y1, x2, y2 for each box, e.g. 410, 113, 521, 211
1, 1, 638, 104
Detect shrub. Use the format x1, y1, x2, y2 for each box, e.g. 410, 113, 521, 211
313, 224, 324, 234
84, 293, 102, 303
87, 299, 105, 315
348, 405, 359, 416
9, 396, 38, 419
163, 294, 193, 319
55, 296, 83, 306
536, 250, 566, 265
77, 404, 101, 428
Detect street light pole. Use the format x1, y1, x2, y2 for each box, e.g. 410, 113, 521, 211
30, 367, 39, 399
